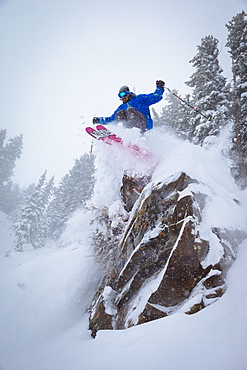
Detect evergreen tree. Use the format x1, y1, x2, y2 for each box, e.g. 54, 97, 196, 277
0, 181, 22, 215
153, 91, 194, 141
160, 89, 182, 131
37, 175, 55, 242
226, 11, 247, 188
152, 107, 162, 127
0, 130, 23, 182
176, 94, 195, 141
164, 91, 194, 140
186, 35, 230, 144
11, 183, 36, 221
46, 153, 95, 239
14, 171, 54, 251
0, 130, 23, 213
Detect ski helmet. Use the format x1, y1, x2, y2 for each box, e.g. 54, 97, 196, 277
119, 85, 130, 94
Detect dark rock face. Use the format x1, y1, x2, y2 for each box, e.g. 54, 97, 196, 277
89, 172, 243, 336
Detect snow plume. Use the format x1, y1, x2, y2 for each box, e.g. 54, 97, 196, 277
91, 124, 157, 208
0, 125, 247, 369
91, 123, 246, 232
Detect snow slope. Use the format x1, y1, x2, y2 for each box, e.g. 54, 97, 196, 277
0, 127, 247, 370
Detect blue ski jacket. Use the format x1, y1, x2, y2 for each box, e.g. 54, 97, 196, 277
98, 86, 164, 130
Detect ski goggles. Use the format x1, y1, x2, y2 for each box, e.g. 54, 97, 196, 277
118, 91, 129, 98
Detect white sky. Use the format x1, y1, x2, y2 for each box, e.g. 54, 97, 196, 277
1, 0, 246, 186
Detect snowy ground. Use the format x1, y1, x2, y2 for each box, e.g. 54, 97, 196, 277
1, 127, 247, 370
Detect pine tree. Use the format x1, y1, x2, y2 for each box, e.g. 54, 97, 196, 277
165, 91, 194, 140
0, 181, 22, 215
176, 94, 195, 141
14, 171, 54, 251
226, 11, 247, 188
186, 35, 230, 144
161, 89, 182, 131
11, 183, 36, 221
153, 91, 194, 141
152, 108, 162, 127
0, 130, 23, 182
37, 175, 55, 243
0, 130, 23, 213
46, 153, 95, 239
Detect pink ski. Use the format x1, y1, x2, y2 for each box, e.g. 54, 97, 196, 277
85, 125, 152, 159
85, 125, 122, 144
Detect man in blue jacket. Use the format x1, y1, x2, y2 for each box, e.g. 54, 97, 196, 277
93, 80, 165, 133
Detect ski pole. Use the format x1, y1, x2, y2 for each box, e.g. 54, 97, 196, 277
81, 119, 94, 155
165, 87, 211, 120
89, 139, 93, 155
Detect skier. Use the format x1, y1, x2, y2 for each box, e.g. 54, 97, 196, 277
93, 80, 165, 133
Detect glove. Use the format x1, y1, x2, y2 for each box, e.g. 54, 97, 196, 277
93, 117, 99, 124
156, 80, 165, 88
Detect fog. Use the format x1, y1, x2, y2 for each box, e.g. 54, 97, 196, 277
0, 0, 246, 185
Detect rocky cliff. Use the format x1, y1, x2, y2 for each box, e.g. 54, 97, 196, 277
88, 169, 245, 337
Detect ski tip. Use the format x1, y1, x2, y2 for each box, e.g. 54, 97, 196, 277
85, 127, 94, 133
96, 124, 107, 130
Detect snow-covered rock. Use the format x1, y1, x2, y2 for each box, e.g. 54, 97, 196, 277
89, 170, 246, 335
1, 127, 247, 369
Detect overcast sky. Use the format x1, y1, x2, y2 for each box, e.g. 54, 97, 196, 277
1, 0, 246, 186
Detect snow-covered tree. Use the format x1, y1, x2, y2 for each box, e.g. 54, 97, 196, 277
0, 181, 22, 215
153, 90, 192, 140
226, 11, 247, 188
0, 130, 23, 213
0, 130, 23, 182
10, 183, 36, 221
186, 35, 230, 144
46, 153, 95, 239
160, 90, 182, 131
14, 171, 54, 251
152, 107, 162, 127
159, 90, 194, 140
